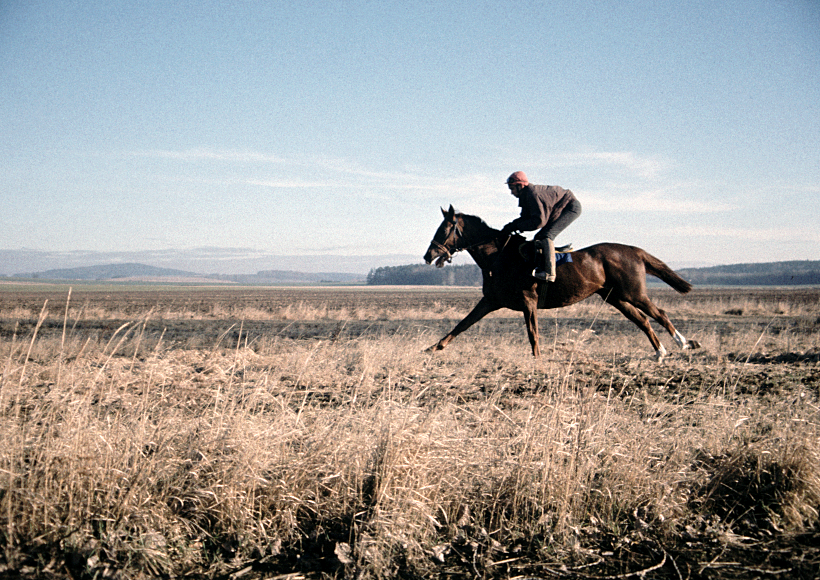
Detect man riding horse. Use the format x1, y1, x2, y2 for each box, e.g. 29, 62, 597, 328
423, 206, 700, 360
500, 171, 582, 284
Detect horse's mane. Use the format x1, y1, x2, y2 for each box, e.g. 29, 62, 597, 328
455, 211, 497, 233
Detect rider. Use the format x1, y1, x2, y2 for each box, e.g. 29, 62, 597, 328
499, 171, 582, 282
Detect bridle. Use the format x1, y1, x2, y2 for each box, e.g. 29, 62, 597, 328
427, 220, 464, 264
429, 219, 506, 264
428, 239, 455, 263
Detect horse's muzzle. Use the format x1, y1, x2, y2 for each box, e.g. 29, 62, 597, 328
424, 249, 449, 268
424, 242, 450, 268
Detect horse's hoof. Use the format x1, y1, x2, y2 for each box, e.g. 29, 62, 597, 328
652, 344, 668, 362
688, 339, 701, 349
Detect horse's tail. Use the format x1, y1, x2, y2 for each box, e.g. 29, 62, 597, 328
641, 250, 693, 294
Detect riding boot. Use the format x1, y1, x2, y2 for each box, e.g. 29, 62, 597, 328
546, 238, 556, 282
532, 239, 550, 281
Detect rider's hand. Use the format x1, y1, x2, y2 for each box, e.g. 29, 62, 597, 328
500, 224, 516, 236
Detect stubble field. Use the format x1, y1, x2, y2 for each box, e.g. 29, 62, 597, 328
1, 284, 819, 579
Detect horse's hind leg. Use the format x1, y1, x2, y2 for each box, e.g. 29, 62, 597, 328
606, 297, 667, 361
632, 297, 701, 350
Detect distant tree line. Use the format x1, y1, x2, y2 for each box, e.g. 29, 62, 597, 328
367, 264, 482, 286
678, 260, 820, 286
368, 260, 820, 287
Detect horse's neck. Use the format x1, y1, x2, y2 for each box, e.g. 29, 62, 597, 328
466, 246, 498, 270
457, 216, 503, 270
463, 227, 501, 270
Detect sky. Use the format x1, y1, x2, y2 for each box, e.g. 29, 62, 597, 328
1, 0, 818, 273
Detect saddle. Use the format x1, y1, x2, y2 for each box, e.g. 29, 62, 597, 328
517, 241, 574, 265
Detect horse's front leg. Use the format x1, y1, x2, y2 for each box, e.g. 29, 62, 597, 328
427, 297, 499, 353
522, 298, 540, 357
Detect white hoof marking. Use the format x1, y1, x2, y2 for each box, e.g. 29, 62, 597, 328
653, 344, 668, 362
673, 330, 689, 350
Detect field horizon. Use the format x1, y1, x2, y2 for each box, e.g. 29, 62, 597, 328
4, 253, 820, 286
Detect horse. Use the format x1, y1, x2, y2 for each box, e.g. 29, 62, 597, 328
423, 205, 700, 360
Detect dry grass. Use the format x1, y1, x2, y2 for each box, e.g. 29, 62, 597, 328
0, 286, 818, 579
2, 286, 818, 322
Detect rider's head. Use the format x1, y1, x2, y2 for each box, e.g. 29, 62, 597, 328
506, 171, 529, 196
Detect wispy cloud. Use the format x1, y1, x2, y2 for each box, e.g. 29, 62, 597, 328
244, 179, 351, 189
311, 159, 429, 182
666, 225, 820, 243
583, 188, 735, 214
126, 148, 719, 217
530, 151, 673, 180
132, 148, 290, 164
129, 148, 450, 188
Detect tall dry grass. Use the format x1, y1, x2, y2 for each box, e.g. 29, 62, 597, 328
0, 289, 818, 578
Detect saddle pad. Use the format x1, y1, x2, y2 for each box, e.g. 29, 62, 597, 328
556, 252, 572, 266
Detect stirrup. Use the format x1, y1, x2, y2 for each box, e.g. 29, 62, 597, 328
532, 269, 551, 281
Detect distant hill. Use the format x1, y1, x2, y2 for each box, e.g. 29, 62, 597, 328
12, 263, 364, 284
0, 248, 416, 276
9, 259, 819, 287
365, 260, 820, 286
20, 263, 200, 281
210, 270, 364, 284
676, 260, 820, 286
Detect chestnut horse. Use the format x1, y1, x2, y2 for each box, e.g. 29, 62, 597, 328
423, 206, 700, 360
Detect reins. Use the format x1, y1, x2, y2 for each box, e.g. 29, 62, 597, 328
429, 220, 508, 264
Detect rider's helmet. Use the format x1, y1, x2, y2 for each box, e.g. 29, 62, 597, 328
506, 171, 529, 186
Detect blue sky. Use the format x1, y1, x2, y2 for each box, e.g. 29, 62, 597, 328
2, 0, 818, 272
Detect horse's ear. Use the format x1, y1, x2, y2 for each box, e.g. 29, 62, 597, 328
442, 204, 455, 221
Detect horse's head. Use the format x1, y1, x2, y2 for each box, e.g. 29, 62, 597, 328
423, 205, 464, 268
